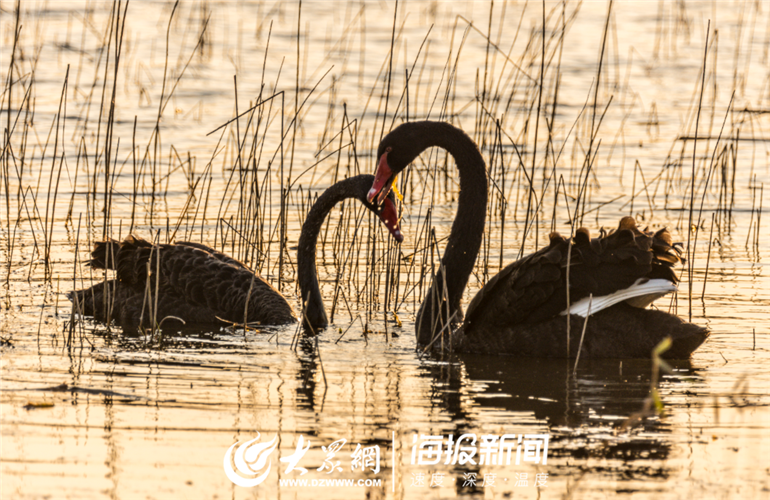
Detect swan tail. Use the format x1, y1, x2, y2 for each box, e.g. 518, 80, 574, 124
68, 280, 123, 324
88, 239, 121, 270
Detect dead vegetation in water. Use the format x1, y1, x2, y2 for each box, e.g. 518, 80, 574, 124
0, 0, 767, 368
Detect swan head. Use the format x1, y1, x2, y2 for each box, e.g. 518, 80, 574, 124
366, 187, 403, 243
367, 123, 424, 204
368, 134, 421, 205
368, 121, 454, 205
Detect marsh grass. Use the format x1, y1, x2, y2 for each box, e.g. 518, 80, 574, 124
0, 0, 765, 367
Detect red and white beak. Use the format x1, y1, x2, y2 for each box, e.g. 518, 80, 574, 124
367, 149, 394, 205
378, 197, 403, 243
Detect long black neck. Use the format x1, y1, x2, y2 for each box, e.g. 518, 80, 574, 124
297, 175, 372, 330
411, 122, 488, 344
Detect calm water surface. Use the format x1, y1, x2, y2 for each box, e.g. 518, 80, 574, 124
2, 1, 769, 499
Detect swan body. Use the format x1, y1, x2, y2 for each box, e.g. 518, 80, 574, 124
70, 175, 402, 330
368, 121, 708, 358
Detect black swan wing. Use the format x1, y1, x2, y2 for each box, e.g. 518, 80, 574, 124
462, 217, 681, 336
87, 236, 295, 325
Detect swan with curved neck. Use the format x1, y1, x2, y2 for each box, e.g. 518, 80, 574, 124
296, 174, 402, 329
368, 121, 708, 358
70, 175, 402, 330
369, 121, 487, 342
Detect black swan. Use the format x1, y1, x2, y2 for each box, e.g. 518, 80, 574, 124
69, 174, 403, 330
367, 121, 708, 358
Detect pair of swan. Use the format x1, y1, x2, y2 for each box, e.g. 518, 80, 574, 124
71, 121, 708, 358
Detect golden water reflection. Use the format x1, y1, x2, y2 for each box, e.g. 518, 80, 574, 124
2, 1, 770, 499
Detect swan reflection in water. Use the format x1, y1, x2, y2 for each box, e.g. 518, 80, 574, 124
417, 352, 700, 493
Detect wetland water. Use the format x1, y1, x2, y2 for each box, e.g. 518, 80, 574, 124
1, 1, 769, 498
